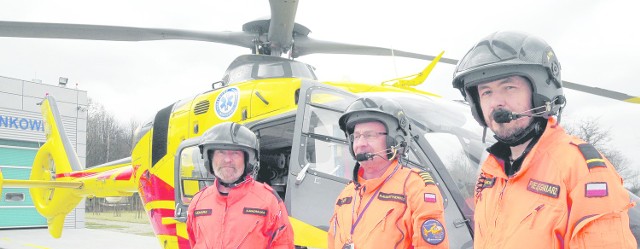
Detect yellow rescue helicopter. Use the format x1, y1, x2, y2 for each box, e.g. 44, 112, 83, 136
0, 1, 639, 249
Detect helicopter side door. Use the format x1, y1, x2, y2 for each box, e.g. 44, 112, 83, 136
285, 80, 357, 232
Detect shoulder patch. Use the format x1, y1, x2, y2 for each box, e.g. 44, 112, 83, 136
424, 193, 437, 203
412, 168, 436, 186
421, 219, 446, 245
577, 143, 606, 169
585, 182, 608, 197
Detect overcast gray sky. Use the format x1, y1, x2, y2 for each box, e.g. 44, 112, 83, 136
1, 0, 639, 171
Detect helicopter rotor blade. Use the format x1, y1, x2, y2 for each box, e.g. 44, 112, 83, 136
267, 0, 299, 56
292, 36, 459, 65
0, 21, 256, 48
563, 80, 639, 104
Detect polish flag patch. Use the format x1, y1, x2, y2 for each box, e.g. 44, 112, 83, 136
424, 193, 437, 203
585, 182, 608, 197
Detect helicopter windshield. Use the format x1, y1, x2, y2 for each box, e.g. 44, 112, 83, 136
300, 89, 490, 207
222, 54, 317, 85
386, 93, 489, 203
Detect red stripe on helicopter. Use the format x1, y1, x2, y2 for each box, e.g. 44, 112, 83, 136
148, 208, 177, 236
56, 172, 98, 178
114, 167, 133, 180
139, 170, 175, 203
148, 207, 190, 249
177, 236, 190, 249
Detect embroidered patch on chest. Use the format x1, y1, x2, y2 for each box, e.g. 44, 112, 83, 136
527, 179, 560, 198
336, 197, 352, 206
585, 182, 608, 197
194, 209, 212, 217
482, 177, 496, 188
474, 174, 496, 200
378, 192, 406, 203
243, 207, 267, 216
424, 193, 437, 203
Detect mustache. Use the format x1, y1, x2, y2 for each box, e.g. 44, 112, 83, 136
490, 108, 511, 119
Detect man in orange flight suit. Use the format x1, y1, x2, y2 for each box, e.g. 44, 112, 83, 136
328, 96, 449, 249
186, 122, 294, 249
452, 31, 637, 248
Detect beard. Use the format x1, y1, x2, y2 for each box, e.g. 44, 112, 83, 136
490, 108, 533, 140
214, 165, 242, 183
493, 123, 528, 141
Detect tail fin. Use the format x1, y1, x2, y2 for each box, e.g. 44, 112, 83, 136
30, 96, 84, 238
382, 51, 446, 88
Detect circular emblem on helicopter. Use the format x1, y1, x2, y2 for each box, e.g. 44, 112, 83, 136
215, 87, 240, 120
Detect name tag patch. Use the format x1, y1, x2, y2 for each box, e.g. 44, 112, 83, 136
194, 209, 212, 217
378, 192, 406, 203
243, 207, 267, 216
527, 179, 560, 198
336, 197, 352, 206
585, 182, 608, 197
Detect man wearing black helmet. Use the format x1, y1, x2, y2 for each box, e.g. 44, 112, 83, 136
186, 122, 294, 249
328, 96, 449, 249
453, 31, 636, 248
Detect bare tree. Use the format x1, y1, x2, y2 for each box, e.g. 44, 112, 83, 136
565, 117, 640, 191
86, 98, 137, 167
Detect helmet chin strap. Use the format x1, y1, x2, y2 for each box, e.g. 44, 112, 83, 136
217, 171, 249, 188
494, 118, 547, 147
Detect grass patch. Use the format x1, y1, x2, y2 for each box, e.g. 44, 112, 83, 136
85, 221, 127, 229
86, 210, 149, 224
137, 231, 157, 237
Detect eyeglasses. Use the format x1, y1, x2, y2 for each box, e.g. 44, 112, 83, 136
349, 131, 387, 141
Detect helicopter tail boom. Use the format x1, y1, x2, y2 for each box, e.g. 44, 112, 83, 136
1, 96, 138, 238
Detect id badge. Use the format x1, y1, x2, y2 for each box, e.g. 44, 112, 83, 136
342, 243, 354, 249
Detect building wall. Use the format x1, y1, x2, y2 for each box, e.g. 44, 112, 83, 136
0, 75, 88, 229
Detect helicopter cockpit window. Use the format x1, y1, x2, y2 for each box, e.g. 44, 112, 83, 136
423, 133, 481, 204
257, 63, 285, 78
178, 145, 214, 205
290, 62, 317, 80
224, 56, 318, 85
301, 88, 356, 178
385, 92, 489, 213
225, 64, 254, 85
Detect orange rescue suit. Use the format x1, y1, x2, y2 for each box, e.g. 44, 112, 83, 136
328, 160, 449, 248
474, 120, 637, 248
187, 176, 294, 249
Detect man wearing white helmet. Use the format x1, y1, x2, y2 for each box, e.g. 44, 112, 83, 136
186, 122, 294, 249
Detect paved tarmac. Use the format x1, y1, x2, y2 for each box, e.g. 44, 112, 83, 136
0, 228, 159, 249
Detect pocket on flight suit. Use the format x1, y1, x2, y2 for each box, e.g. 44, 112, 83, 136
571, 212, 625, 249
361, 207, 395, 239
235, 219, 262, 249
519, 204, 546, 229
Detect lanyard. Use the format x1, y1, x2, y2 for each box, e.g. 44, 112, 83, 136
350, 164, 399, 236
